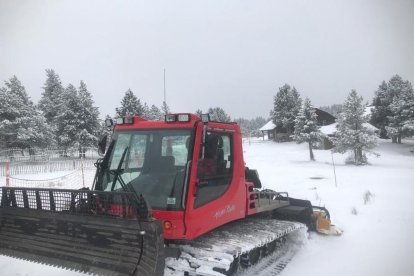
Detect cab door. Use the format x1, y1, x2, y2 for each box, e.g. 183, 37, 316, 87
184, 126, 247, 239
194, 132, 232, 208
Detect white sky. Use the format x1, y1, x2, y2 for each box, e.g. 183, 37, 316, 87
1, 0, 413, 119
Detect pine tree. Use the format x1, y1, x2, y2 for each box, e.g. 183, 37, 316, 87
370, 81, 390, 138
161, 101, 171, 116
333, 90, 378, 165
142, 103, 150, 119
293, 98, 323, 161
140, 102, 163, 120
251, 117, 267, 136
38, 69, 64, 124
370, 75, 414, 141
55, 84, 80, 152
55, 82, 100, 153
15, 109, 56, 149
386, 80, 414, 143
116, 89, 144, 116
148, 104, 162, 120
0, 87, 7, 147
234, 117, 267, 137
208, 107, 231, 122
0, 76, 54, 149
76, 81, 100, 147
271, 84, 302, 136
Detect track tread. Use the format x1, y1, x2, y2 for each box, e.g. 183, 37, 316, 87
165, 218, 306, 276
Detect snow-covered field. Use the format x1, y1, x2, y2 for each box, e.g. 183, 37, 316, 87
0, 139, 413, 276
244, 139, 414, 276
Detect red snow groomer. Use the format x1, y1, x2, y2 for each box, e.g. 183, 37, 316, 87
0, 113, 341, 275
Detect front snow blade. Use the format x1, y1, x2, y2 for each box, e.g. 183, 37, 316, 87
0, 187, 164, 276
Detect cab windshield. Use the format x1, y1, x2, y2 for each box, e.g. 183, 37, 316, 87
102, 129, 193, 210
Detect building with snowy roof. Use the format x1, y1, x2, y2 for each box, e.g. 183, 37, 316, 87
320, 122, 379, 149
260, 108, 336, 142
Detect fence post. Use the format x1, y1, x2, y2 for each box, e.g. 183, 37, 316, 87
81, 159, 85, 188
5, 160, 10, 187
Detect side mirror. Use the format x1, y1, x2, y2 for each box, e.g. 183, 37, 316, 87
98, 135, 108, 156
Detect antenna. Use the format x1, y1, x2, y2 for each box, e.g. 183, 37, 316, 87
163, 68, 166, 104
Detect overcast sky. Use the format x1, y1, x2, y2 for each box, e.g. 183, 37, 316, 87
1, 0, 413, 119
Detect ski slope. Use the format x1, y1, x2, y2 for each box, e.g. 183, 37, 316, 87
0, 138, 413, 276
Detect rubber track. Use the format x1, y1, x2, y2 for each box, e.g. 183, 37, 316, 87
237, 228, 306, 276
164, 218, 306, 276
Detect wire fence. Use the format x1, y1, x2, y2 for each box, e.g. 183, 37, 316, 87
0, 147, 100, 163
0, 159, 96, 177
0, 147, 100, 189
0, 168, 96, 190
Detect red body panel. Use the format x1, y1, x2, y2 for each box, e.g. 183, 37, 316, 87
152, 210, 186, 239
112, 114, 258, 240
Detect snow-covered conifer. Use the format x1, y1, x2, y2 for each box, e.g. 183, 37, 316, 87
293, 98, 323, 161
386, 80, 414, 143
161, 101, 171, 116
371, 75, 414, 141
55, 83, 100, 152
116, 89, 144, 116
76, 81, 100, 147
15, 109, 55, 149
208, 107, 231, 122
370, 81, 390, 138
148, 104, 162, 120
142, 103, 150, 119
333, 90, 378, 165
271, 84, 302, 136
234, 117, 267, 137
0, 76, 54, 149
38, 69, 64, 124
141, 103, 163, 120
55, 84, 80, 151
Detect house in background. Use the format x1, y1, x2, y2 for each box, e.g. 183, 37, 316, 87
315, 108, 336, 126
259, 121, 276, 140
259, 121, 292, 142
319, 123, 337, 149
320, 122, 379, 149
320, 106, 378, 149
260, 108, 336, 142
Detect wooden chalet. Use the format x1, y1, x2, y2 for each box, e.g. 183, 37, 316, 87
260, 108, 336, 144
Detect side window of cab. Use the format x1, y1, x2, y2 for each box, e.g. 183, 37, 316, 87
194, 132, 233, 208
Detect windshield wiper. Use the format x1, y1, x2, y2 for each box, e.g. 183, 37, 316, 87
110, 147, 141, 202
110, 147, 129, 191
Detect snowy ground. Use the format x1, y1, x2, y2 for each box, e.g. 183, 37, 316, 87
0, 139, 413, 275
243, 138, 414, 276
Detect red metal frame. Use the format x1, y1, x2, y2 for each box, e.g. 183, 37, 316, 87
113, 114, 258, 240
